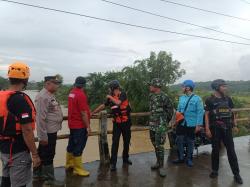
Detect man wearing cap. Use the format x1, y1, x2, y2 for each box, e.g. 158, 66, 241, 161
33, 75, 64, 186
205, 79, 243, 184
65, 76, 91, 176
172, 80, 204, 167
148, 78, 174, 177
92, 80, 132, 171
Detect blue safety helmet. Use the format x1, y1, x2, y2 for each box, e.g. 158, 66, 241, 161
182, 80, 195, 89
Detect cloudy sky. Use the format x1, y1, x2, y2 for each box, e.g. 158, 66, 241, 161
0, 0, 250, 83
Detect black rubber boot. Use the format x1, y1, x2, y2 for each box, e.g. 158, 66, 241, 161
158, 157, 166, 177
234, 174, 243, 185
42, 164, 65, 187
110, 164, 117, 172
1, 177, 11, 187
151, 162, 160, 170
33, 165, 44, 181
123, 159, 132, 165
209, 171, 218, 178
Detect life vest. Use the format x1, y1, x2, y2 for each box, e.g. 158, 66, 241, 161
212, 97, 232, 121
110, 94, 131, 123
0, 90, 36, 137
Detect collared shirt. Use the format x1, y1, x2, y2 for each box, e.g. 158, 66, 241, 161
177, 94, 204, 127
35, 88, 63, 141
68, 88, 90, 129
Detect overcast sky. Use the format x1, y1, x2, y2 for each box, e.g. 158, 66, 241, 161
0, 0, 250, 83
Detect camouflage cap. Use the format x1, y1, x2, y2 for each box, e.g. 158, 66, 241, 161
148, 78, 163, 88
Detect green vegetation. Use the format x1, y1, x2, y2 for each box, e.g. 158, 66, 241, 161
0, 76, 9, 90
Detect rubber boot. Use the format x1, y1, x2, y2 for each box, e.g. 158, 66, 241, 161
151, 162, 160, 170
151, 152, 160, 170
1, 177, 11, 187
65, 152, 74, 171
33, 165, 44, 181
73, 156, 90, 177
234, 174, 243, 184
42, 164, 65, 187
158, 157, 166, 177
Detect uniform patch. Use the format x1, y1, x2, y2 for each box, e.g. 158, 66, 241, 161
69, 93, 75, 98
21, 113, 29, 119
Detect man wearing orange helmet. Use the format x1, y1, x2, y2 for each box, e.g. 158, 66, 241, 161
0, 62, 41, 187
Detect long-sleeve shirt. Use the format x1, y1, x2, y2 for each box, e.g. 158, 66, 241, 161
35, 88, 63, 141
177, 94, 204, 127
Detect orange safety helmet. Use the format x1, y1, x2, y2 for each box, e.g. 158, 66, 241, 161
7, 62, 30, 79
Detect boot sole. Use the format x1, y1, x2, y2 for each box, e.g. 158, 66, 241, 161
73, 171, 90, 177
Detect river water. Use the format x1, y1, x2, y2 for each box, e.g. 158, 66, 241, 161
1, 90, 170, 169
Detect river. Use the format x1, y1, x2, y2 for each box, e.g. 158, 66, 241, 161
1, 90, 170, 170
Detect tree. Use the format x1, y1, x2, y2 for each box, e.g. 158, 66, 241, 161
0, 76, 9, 90
122, 51, 185, 112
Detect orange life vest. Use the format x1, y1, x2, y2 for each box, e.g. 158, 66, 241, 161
110, 94, 131, 123
0, 90, 36, 137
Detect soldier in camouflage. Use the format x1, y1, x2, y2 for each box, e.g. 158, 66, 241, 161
148, 78, 174, 177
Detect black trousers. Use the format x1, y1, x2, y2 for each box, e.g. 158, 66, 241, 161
110, 121, 131, 165
38, 132, 57, 166
210, 126, 240, 175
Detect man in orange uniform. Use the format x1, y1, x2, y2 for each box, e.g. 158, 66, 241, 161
0, 62, 40, 187
92, 80, 132, 171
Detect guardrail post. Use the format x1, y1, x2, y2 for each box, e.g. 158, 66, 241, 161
98, 111, 110, 165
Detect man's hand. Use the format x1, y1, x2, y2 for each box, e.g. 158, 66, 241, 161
205, 128, 212, 138
87, 127, 91, 136
171, 123, 177, 129
233, 126, 239, 134
32, 154, 41, 168
39, 140, 48, 146
106, 95, 112, 99
195, 126, 201, 133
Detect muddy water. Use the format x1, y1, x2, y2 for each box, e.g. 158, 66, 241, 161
1, 90, 170, 170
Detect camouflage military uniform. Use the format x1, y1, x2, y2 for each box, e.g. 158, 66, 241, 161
149, 78, 173, 168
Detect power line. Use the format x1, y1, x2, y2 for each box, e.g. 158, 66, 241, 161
0, 0, 250, 46
159, 0, 250, 22
101, 0, 250, 41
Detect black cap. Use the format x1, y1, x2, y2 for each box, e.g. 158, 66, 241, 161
74, 76, 86, 87
44, 76, 62, 84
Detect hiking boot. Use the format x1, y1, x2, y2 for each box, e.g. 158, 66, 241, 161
234, 175, 243, 185
209, 171, 218, 178
159, 168, 167, 177
151, 162, 160, 170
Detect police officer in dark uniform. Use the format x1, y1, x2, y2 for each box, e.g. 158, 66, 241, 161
205, 79, 243, 184
92, 80, 132, 171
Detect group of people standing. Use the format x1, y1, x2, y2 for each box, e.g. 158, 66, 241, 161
0, 62, 244, 187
